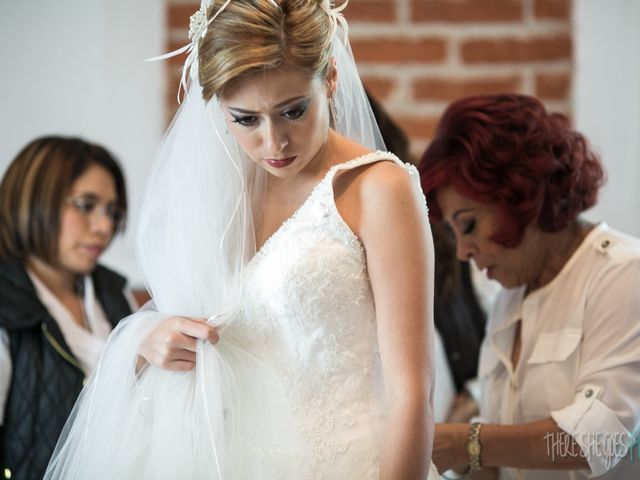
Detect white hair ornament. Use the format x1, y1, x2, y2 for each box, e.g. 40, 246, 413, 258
146, 0, 231, 102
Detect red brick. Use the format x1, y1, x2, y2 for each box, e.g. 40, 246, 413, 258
168, 3, 200, 30
461, 34, 572, 63
535, 72, 571, 99
396, 115, 441, 139
362, 77, 395, 100
413, 75, 521, 101
534, 0, 571, 20
351, 37, 447, 64
344, 0, 397, 23
411, 0, 522, 23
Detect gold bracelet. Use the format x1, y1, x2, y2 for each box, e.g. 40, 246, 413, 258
466, 422, 483, 471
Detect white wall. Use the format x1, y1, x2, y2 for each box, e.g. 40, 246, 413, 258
0, 0, 165, 286
574, 0, 640, 237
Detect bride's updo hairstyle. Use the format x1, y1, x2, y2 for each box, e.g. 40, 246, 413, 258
198, 0, 334, 101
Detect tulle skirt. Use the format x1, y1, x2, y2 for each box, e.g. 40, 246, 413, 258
44, 311, 311, 479
44, 311, 441, 479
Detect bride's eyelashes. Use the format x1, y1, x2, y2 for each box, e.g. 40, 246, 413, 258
231, 114, 258, 127
281, 101, 310, 121
229, 100, 310, 127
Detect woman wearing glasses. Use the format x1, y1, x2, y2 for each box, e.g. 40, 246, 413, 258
0, 136, 135, 480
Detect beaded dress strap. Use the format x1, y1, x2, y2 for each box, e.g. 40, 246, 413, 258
324, 151, 428, 215
325, 151, 404, 184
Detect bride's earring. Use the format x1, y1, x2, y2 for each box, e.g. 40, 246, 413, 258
329, 96, 339, 126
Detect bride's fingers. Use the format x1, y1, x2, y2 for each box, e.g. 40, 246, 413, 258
150, 347, 196, 370
138, 316, 220, 369
168, 349, 197, 364
163, 332, 198, 352
164, 329, 219, 353
168, 359, 196, 372
176, 317, 220, 344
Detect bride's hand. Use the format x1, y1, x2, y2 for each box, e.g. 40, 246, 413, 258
137, 316, 219, 371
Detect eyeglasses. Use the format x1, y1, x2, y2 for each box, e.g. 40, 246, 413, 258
65, 194, 125, 226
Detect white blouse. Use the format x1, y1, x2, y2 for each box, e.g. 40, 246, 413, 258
0, 270, 136, 424
478, 223, 640, 479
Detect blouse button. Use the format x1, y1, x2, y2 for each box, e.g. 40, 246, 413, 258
601, 240, 610, 248
585, 388, 594, 398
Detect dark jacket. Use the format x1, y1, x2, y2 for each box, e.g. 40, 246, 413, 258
0, 258, 132, 480
432, 224, 487, 393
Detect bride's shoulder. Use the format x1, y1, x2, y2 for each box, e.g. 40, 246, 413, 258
330, 132, 421, 214
332, 149, 426, 243
346, 155, 416, 198
359, 160, 419, 214
349, 158, 428, 253
335, 155, 422, 227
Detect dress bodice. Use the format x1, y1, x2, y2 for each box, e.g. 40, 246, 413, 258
227, 151, 424, 477
242, 152, 388, 372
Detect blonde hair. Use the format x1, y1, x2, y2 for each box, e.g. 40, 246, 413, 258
198, 0, 333, 101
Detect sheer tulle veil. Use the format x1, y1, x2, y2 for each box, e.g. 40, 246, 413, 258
44, 1, 386, 478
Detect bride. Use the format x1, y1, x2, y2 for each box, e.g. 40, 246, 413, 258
46, 1, 440, 478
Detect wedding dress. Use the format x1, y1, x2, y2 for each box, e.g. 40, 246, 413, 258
228, 151, 441, 478
45, 151, 441, 479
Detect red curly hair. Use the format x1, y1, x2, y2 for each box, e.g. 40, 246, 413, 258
419, 94, 605, 248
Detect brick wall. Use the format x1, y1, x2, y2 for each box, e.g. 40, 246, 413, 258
165, 0, 572, 159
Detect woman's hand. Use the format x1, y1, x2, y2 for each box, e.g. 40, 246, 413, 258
447, 392, 480, 423
468, 467, 499, 479
137, 316, 219, 371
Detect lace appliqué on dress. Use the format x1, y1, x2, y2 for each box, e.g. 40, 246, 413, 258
237, 151, 426, 478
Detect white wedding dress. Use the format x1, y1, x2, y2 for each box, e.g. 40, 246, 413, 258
228, 151, 440, 478
45, 151, 440, 479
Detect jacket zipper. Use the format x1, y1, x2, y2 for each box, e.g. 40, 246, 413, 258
41, 323, 86, 377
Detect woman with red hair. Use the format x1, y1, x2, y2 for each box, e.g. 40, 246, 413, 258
420, 94, 640, 479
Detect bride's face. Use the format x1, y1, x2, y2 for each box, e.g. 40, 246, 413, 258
219, 66, 335, 178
